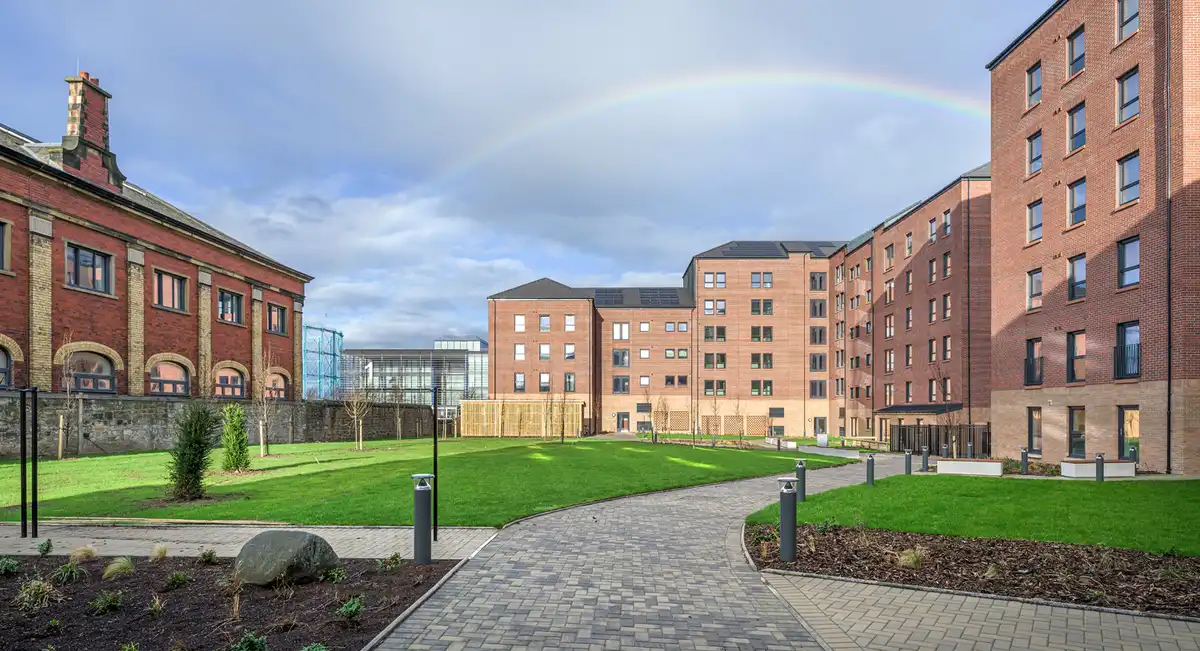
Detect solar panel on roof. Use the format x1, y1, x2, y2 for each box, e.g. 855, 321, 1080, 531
594, 289, 625, 306
638, 288, 681, 306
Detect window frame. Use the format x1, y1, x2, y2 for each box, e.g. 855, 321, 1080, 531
1027, 200, 1043, 242
65, 242, 113, 295
214, 367, 245, 399
1067, 330, 1087, 383
1118, 0, 1139, 41
1027, 269, 1043, 310
1119, 151, 1140, 205
565, 343, 575, 360
1068, 254, 1087, 301
514, 372, 526, 393
1027, 131, 1043, 174
1118, 67, 1140, 123
216, 288, 245, 325
1068, 178, 1087, 225
1068, 406, 1087, 459
1116, 321, 1141, 379
564, 372, 576, 393
1027, 61, 1042, 107
539, 314, 551, 332
1068, 26, 1085, 76
0, 347, 9, 388
612, 375, 630, 395
1118, 236, 1141, 287
1068, 102, 1086, 152
1027, 407, 1043, 455
266, 303, 287, 335
153, 269, 188, 312
149, 360, 190, 396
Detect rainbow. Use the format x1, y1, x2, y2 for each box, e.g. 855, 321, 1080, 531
426, 68, 990, 187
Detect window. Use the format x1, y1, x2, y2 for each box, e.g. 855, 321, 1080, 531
1068, 27, 1085, 76
1067, 330, 1087, 383
1116, 321, 1141, 379
665, 322, 675, 333
928, 299, 936, 322
716, 300, 726, 316
885, 349, 894, 373
704, 326, 714, 342
264, 373, 287, 400
1028, 269, 1043, 310
1119, 406, 1140, 460
1118, 236, 1141, 287
751, 300, 761, 315
678, 348, 690, 359
1027, 407, 1043, 454
943, 209, 951, 236
565, 315, 575, 331
905, 270, 913, 293
0, 348, 9, 387
751, 380, 761, 396
751, 272, 761, 288
810, 299, 826, 318
810, 326, 826, 345
716, 272, 726, 288
540, 315, 551, 332
1027, 62, 1042, 106
1028, 131, 1043, 174
810, 272, 826, 291
703, 272, 714, 289
884, 384, 894, 406
758, 272, 773, 288
214, 367, 244, 398
677, 322, 688, 332
514, 372, 526, 392
639, 375, 650, 387
565, 372, 576, 392
539, 343, 550, 361
665, 349, 675, 359
885, 314, 895, 338
1027, 200, 1043, 242
565, 343, 575, 360
904, 345, 912, 367
65, 243, 112, 294
763, 326, 773, 342
928, 378, 937, 402
1068, 255, 1087, 300
1067, 178, 1087, 225
514, 344, 525, 361
716, 380, 726, 396
640, 348, 651, 359
515, 315, 525, 332
704, 380, 715, 396
612, 322, 630, 340
928, 338, 937, 363
905, 382, 913, 403
68, 352, 116, 392
1119, 68, 1140, 123
218, 289, 244, 324
1119, 0, 1138, 40
704, 353, 714, 369
612, 349, 630, 367
0, 222, 6, 271
640, 321, 651, 332
905, 233, 913, 256
905, 307, 913, 330
1068, 407, 1087, 458
751, 326, 761, 342
704, 300, 715, 315
810, 353, 826, 371
261, 303, 285, 335
751, 353, 761, 369
1119, 152, 1140, 204
813, 417, 827, 435
716, 326, 726, 342
925, 259, 935, 283
942, 293, 951, 319
943, 335, 952, 361
665, 375, 675, 387
612, 376, 630, 394
716, 353, 726, 369
149, 361, 189, 396
943, 378, 951, 401
1068, 103, 1086, 151
154, 270, 187, 311
885, 244, 895, 269
810, 380, 826, 399
884, 279, 894, 304
942, 252, 951, 278
1025, 338, 1044, 386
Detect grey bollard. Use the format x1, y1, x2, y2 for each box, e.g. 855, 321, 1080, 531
1021, 447, 1029, 474
866, 454, 875, 486
904, 449, 912, 475
967, 441, 975, 459
778, 478, 797, 562
412, 473, 434, 564
921, 446, 929, 472
1096, 453, 1105, 482
1129, 445, 1138, 464
795, 460, 807, 502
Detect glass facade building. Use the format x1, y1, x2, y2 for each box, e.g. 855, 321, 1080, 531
341, 337, 488, 419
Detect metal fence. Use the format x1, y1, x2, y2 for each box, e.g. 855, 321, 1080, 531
889, 423, 991, 458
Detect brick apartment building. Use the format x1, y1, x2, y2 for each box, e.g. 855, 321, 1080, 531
0, 73, 310, 400
487, 165, 991, 439
987, 0, 1199, 473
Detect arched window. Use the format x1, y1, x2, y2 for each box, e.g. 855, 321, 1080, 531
70, 352, 115, 392
214, 368, 245, 398
264, 373, 288, 400
149, 361, 189, 396
0, 348, 10, 388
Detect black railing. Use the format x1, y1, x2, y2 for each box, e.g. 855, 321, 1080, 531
890, 423, 991, 458
1114, 344, 1141, 379
1024, 357, 1043, 386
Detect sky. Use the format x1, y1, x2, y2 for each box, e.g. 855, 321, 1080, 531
0, 1, 1050, 348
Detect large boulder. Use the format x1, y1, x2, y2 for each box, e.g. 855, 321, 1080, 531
235, 530, 340, 586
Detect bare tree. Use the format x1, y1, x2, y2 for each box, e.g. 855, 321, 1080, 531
732, 397, 744, 444
253, 345, 281, 458
556, 386, 569, 443
708, 391, 722, 448
641, 385, 655, 442
931, 363, 963, 456
655, 395, 670, 444
57, 329, 87, 458
341, 388, 372, 450
689, 384, 698, 447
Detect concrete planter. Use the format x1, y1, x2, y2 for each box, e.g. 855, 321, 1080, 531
936, 458, 1004, 477
1060, 458, 1136, 479
764, 437, 798, 450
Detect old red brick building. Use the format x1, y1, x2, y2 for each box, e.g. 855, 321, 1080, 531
0, 73, 310, 400
987, 0, 1198, 473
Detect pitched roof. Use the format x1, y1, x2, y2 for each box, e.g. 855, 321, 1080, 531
694, 240, 845, 260
488, 277, 588, 300
874, 402, 965, 415
489, 277, 694, 308
0, 122, 311, 282
985, 0, 1070, 71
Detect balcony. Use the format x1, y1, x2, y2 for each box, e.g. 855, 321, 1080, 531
1024, 357, 1043, 386
1114, 344, 1141, 380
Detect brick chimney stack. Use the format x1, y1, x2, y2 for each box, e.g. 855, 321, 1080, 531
62, 71, 125, 190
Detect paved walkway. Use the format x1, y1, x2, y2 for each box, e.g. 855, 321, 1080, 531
381, 457, 906, 650
0, 522, 494, 560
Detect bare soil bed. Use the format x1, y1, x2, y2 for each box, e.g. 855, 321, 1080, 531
0, 554, 455, 651
747, 523, 1200, 617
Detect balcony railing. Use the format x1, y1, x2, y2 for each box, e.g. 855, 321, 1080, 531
1024, 357, 1044, 386
1114, 344, 1141, 379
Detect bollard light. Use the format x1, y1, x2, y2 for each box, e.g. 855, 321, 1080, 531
795, 460, 807, 502
866, 454, 875, 486
1020, 447, 1029, 475
904, 449, 912, 475
921, 446, 929, 473
778, 478, 798, 563
1095, 453, 1105, 482
967, 440, 975, 459
412, 473, 435, 565
941, 443, 949, 458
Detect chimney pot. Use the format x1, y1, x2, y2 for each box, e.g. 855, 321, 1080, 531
81, 71, 89, 79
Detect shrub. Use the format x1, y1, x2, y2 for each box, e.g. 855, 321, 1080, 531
51, 561, 88, 585
376, 553, 404, 571
815, 518, 838, 534
43, 619, 61, 635
319, 567, 347, 584
336, 595, 365, 622
227, 631, 268, 651
150, 543, 169, 563
103, 557, 135, 580
0, 556, 19, 577
168, 402, 220, 500
69, 545, 97, 564
37, 539, 54, 557
121, 643, 140, 651
895, 547, 928, 570
198, 548, 218, 565
149, 594, 166, 617
165, 571, 191, 591
12, 578, 58, 612
221, 403, 251, 472
88, 589, 124, 615
299, 644, 329, 651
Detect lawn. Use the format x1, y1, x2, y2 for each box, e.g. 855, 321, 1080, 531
746, 475, 1200, 555
1, 439, 850, 527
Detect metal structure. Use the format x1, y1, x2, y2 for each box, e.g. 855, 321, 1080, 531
303, 325, 344, 400
18, 388, 40, 538
341, 337, 488, 424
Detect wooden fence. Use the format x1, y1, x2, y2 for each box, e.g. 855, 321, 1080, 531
889, 423, 991, 457
459, 400, 585, 438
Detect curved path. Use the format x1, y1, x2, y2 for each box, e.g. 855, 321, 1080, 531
381, 456, 904, 650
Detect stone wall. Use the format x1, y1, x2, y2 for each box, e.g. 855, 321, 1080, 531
0, 392, 435, 458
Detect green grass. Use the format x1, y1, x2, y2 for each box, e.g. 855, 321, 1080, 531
746, 475, 1200, 555
1, 439, 850, 528
636, 433, 766, 441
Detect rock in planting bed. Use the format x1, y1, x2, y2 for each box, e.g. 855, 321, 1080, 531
0, 553, 455, 651
746, 523, 1200, 618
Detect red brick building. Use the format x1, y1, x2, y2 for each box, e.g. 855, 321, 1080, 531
0, 73, 310, 400
987, 0, 1198, 473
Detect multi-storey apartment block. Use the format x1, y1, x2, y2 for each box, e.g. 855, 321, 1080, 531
0, 73, 310, 399
987, 0, 1199, 473
488, 165, 991, 439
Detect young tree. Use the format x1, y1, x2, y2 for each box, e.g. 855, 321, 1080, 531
253, 346, 281, 458
708, 391, 722, 448
655, 396, 670, 443
732, 397, 744, 444
641, 385, 656, 443
168, 402, 221, 500
57, 329, 87, 457
341, 388, 372, 450
220, 403, 251, 472
931, 363, 964, 456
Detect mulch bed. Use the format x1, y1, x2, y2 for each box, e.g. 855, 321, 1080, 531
0, 555, 455, 651
747, 524, 1200, 618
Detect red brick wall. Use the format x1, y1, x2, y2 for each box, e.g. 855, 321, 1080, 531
0, 199, 29, 386
142, 249, 201, 376
210, 273, 254, 370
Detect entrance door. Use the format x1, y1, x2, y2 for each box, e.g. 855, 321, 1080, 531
616, 412, 630, 433
1118, 406, 1140, 461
